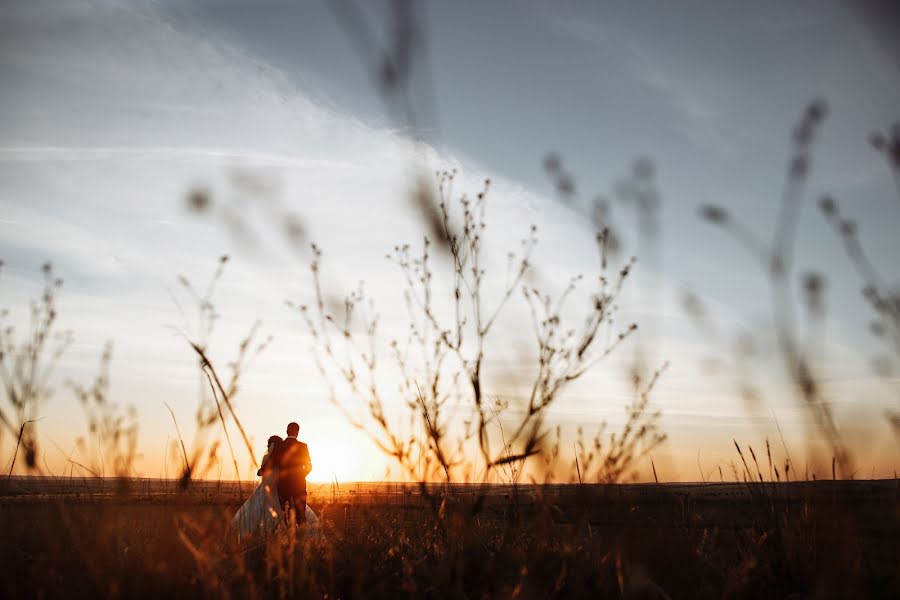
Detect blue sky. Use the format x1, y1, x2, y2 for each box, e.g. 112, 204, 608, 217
1, 0, 898, 480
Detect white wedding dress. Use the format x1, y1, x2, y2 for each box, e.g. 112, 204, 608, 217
230, 468, 322, 543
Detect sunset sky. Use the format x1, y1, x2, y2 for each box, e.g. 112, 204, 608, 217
1, 0, 898, 482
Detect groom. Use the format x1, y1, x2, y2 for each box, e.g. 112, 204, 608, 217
276, 421, 312, 525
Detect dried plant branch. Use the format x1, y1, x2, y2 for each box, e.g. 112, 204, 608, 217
68, 343, 138, 479
297, 172, 650, 484
191, 342, 258, 467
166, 256, 271, 484
164, 401, 190, 479
0, 263, 72, 473
698, 100, 851, 473
7, 417, 43, 480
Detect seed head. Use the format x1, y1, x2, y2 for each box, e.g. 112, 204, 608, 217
187, 187, 211, 212
699, 205, 729, 224
818, 195, 837, 217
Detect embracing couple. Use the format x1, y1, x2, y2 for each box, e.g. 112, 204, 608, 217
231, 421, 316, 540
258, 421, 312, 524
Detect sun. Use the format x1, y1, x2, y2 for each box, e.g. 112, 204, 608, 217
302, 429, 381, 483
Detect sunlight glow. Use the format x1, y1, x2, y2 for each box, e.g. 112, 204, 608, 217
302, 430, 382, 483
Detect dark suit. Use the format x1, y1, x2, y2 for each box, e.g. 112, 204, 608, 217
275, 437, 311, 524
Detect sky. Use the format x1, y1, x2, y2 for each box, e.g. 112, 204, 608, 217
1, 0, 898, 482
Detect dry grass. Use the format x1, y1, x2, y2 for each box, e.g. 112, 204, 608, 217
1, 478, 897, 599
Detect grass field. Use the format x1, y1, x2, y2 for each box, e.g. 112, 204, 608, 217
2, 478, 898, 599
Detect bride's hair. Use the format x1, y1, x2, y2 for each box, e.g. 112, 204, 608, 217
267, 435, 283, 448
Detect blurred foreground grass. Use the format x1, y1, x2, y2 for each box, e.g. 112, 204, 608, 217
2, 478, 898, 599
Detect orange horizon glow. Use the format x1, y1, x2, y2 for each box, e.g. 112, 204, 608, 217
6, 422, 897, 485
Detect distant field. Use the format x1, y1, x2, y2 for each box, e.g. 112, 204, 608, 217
3, 477, 899, 532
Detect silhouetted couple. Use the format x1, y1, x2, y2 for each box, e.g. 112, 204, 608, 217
258, 422, 312, 525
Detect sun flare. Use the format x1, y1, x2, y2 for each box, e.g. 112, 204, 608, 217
302, 431, 380, 483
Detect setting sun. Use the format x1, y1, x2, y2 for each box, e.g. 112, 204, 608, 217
302, 429, 383, 484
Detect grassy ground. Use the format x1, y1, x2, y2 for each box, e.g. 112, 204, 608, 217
1, 479, 898, 599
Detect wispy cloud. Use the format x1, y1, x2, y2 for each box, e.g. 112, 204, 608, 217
0, 146, 362, 169
551, 16, 722, 133
0, 0, 630, 476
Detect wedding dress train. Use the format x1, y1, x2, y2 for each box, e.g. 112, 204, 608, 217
230, 471, 322, 542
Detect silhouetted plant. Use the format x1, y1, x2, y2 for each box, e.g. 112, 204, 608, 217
295, 171, 649, 483
0, 262, 71, 475
816, 120, 900, 443
572, 362, 668, 483
169, 255, 272, 485
696, 100, 853, 474
68, 342, 139, 479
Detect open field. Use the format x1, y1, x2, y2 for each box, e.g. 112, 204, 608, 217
2, 478, 898, 598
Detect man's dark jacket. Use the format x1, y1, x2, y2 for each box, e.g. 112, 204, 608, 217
275, 437, 311, 498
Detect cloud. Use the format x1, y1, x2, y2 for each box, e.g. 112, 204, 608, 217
0, 145, 363, 169
2, 0, 894, 479
0, 0, 619, 476
550, 16, 722, 134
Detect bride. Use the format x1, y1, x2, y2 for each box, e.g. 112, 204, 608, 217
230, 435, 322, 542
